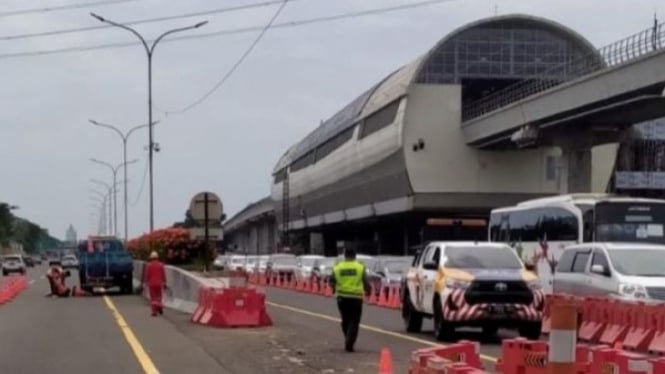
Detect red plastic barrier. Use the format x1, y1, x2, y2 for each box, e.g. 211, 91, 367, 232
409, 341, 483, 373
191, 287, 213, 323
579, 298, 609, 343
600, 301, 631, 346
194, 287, 272, 328
648, 304, 665, 355
649, 357, 665, 373
0, 275, 28, 305
623, 302, 657, 352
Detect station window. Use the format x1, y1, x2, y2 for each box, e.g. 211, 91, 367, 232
273, 168, 287, 184
290, 151, 315, 172
359, 100, 400, 139
315, 125, 356, 162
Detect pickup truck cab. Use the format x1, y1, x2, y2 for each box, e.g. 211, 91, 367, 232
77, 236, 133, 294
402, 242, 543, 341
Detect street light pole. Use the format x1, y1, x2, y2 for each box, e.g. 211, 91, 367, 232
91, 159, 137, 237
90, 13, 208, 234
89, 120, 156, 242
90, 191, 110, 235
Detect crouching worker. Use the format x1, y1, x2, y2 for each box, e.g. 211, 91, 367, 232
46, 266, 71, 297
144, 251, 167, 316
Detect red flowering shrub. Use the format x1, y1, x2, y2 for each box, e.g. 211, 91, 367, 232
127, 227, 212, 265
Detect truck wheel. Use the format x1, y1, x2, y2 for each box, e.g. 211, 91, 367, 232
402, 291, 423, 333
120, 279, 133, 295
518, 322, 542, 340
2, 271, 7, 276
433, 297, 454, 341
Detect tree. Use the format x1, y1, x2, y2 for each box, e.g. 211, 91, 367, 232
0, 203, 15, 247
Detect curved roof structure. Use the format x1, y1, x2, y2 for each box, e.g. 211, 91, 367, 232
274, 14, 600, 173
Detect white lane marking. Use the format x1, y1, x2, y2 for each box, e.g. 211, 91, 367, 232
29, 280, 36, 285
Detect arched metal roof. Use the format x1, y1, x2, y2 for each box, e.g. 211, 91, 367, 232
274, 14, 600, 172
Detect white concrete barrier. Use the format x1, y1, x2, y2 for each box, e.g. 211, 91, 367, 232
132, 260, 230, 314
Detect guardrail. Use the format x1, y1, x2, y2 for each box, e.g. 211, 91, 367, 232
462, 21, 665, 122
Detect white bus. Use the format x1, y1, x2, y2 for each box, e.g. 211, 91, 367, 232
489, 194, 665, 292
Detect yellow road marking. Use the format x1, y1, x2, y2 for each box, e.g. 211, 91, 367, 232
103, 296, 160, 374
266, 301, 498, 363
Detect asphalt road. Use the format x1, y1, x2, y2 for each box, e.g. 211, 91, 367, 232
263, 286, 511, 366
0, 265, 228, 374
1, 266, 464, 373
0, 265, 513, 373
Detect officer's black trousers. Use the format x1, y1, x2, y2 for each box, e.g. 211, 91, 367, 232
336, 296, 363, 351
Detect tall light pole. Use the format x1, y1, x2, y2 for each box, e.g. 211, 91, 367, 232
89, 119, 156, 242
89, 192, 109, 235
89, 202, 106, 234
90, 168, 134, 238
90, 13, 208, 234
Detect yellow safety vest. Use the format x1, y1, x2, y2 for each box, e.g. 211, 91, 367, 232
333, 260, 365, 298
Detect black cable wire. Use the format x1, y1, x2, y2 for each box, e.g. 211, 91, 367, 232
0, 0, 304, 41
161, 0, 289, 114
130, 158, 149, 207
0, 0, 137, 18
0, 0, 455, 60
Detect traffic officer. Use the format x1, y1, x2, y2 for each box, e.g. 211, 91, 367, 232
330, 247, 370, 352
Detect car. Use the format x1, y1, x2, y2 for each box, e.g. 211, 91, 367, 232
402, 242, 544, 341
48, 255, 61, 267
2, 255, 27, 276
227, 255, 247, 271
61, 254, 79, 269
23, 256, 35, 267
311, 257, 339, 280
32, 255, 42, 265
266, 254, 299, 281
366, 257, 411, 296
553, 242, 665, 302
296, 255, 326, 281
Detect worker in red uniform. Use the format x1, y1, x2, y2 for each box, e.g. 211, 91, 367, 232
144, 251, 167, 316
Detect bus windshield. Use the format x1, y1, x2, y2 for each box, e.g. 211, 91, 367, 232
594, 202, 665, 244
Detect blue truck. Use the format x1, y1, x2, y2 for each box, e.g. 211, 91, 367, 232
77, 236, 134, 294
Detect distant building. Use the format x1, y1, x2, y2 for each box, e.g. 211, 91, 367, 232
65, 224, 77, 245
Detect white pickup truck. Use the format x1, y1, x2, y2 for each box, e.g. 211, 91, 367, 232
401, 242, 544, 341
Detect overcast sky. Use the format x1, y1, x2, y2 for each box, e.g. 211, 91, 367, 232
0, 0, 660, 240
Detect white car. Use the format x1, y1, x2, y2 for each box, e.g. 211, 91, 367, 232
61, 255, 79, 269
2, 255, 26, 276
296, 255, 326, 280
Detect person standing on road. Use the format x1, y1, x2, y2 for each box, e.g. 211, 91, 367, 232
144, 251, 167, 316
330, 247, 370, 352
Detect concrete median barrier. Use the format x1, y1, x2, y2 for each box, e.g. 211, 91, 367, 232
132, 261, 266, 324
133, 261, 228, 314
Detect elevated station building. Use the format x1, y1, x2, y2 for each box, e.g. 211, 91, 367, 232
225, 14, 665, 256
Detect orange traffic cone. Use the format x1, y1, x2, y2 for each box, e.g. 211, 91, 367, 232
377, 286, 389, 307
388, 286, 401, 309
324, 282, 333, 297
378, 348, 393, 374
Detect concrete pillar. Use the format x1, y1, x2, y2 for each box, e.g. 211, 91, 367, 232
563, 147, 592, 193
554, 130, 593, 193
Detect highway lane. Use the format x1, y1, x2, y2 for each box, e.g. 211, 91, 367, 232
0, 265, 229, 374
264, 287, 510, 365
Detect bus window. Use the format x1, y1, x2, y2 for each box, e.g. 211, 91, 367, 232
594, 202, 665, 244
538, 207, 578, 241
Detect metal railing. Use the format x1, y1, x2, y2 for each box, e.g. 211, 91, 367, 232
462, 22, 665, 122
